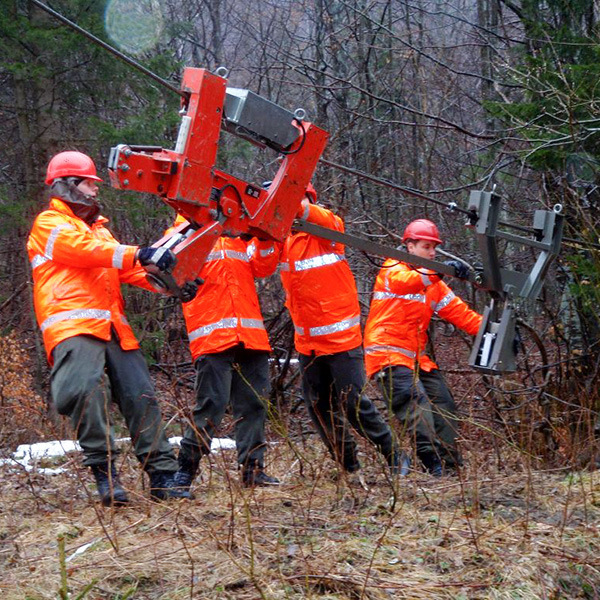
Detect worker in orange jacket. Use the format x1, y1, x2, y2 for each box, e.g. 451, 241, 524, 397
364, 219, 482, 475
27, 151, 193, 505
172, 215, 280, 490
276, 183, 399, 474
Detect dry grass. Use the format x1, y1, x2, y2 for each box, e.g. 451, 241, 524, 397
0, 332, 598, 599
1, 434, 598, 600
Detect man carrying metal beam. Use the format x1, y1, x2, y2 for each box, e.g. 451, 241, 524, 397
364, 219, 482, 476
277, 183, 401, 476
27, 151, 192, 505
171, 215, 281, 491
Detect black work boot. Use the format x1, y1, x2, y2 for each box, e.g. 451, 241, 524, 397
441, 456, 462, 477
344, 460, 361, 473
418, 451, 443, 477
91, 462, 129, 507
242, 461, 280, 487
436, 447, 463, 476
149, 471, 193, 500
389, 450, 411, 477
173, 454, 199, 495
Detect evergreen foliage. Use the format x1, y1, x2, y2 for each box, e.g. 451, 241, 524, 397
488, 0, 600, 350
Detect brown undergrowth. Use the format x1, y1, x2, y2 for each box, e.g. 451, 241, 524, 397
0, 333, 598, 599
0, 332, 48, 446
0, 431, 598, 600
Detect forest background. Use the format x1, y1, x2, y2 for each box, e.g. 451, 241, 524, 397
0, 1, 599, 599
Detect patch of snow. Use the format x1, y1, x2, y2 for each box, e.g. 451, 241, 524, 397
167, 436, 236, 451
269, 357, 299, 366
66, 540, 98, 563
0, 436, 237, 475
210, 438, 237, 451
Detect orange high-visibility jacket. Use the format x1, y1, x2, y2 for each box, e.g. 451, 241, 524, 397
179, 228, 278, 360
364, 260, 482, 378
280, 203, 362, 356
27, 198, 148, 363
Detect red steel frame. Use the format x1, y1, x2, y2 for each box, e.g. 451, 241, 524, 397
109, 67, 329, 288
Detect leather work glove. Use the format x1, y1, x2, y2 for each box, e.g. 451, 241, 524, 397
179, 278, 203, 303
444, 259, 470, 280
137, 247, 177, 272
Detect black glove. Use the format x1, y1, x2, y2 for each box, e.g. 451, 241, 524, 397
444, 259, 470, 280
137, 246, 177, 272
179, 278, 203, 303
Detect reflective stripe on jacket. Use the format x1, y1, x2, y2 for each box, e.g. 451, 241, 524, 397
27, 198, 144, 363
178, 225, 278, 359
280, 203, 362, 356
363, 259, 482, 377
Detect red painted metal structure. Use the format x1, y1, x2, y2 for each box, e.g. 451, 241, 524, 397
108, 67, 329, 293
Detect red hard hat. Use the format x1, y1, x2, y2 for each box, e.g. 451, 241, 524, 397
306, 182, 317, 203
45, 151, 102, 185
402, 219, 443, 244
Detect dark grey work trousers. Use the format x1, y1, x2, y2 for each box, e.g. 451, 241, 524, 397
299, 347, 396, 471
179, 345, 270, 468
376, 365, 461, 467
50, 334, 177, 472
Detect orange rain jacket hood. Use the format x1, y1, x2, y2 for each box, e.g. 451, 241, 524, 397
364, 260, 482, 378
280, 203, 362, 356
27, 198, 148, 363
173, 217, 278, 360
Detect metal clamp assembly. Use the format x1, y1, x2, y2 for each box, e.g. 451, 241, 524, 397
467, 191, 563, 373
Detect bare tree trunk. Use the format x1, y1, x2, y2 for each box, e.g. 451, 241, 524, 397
478, 0, 500, 135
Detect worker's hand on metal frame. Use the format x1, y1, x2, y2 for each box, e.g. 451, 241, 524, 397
444, 259, 470, 280
179, 278, 203, 303
137, 247, 177, 272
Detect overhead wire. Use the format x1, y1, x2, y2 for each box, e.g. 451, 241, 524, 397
320, 158, 600, 250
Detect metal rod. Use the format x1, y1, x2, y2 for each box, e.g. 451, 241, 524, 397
293, 220, 464, 279
29, 0, 186, 100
